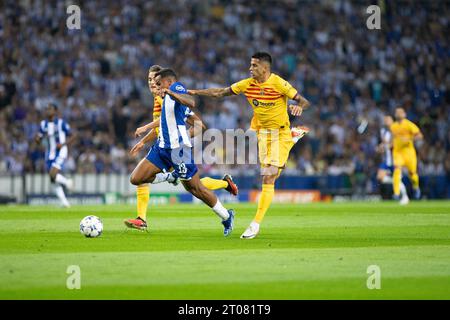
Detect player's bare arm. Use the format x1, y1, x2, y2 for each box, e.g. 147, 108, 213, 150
377, 139, 392, 153
413, 130, 424, 148
34, 134, 42, 144
135, 119, 160, 137
57, 132, 76, 150
163, 88, 196, 108
134, 123, 152, 137
289, 93, 310, 117
130, 129, 158, 157
187, 87, 234, 98
186, 113, 206, 138
414, 131, 424, 140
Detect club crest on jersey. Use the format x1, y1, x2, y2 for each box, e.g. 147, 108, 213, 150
175, 85, 185, 92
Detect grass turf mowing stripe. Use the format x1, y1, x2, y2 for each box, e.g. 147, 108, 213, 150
0, 202, 449, 299
0, 246, 449, 299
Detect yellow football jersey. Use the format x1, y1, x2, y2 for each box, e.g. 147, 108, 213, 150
153, 95, 163, 121
390, 119, 420, 150
231, 73, 298, 129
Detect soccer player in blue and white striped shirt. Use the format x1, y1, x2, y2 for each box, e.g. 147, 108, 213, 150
128, 69, 235, 236
35, 103, 75, 207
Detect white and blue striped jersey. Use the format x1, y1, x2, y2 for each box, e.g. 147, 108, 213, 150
158, 82, 194, 149
38, 118, 71, 161
380, 127, 393, 166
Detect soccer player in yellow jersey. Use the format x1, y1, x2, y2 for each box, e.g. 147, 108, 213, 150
124, 65, 164, 230
134, 65, 164, 139
188, 52, 310, 239
124, 66, 239, 231
390, 107, 424, 201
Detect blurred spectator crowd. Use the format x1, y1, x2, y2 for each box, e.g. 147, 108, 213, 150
0, 0, 448, 193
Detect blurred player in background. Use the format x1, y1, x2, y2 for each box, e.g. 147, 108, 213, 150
377, 115, 409, 205
390, 107, 424, 201
35, 103, 75, 208
188, 52, 310, 239
126, 69, 237, 236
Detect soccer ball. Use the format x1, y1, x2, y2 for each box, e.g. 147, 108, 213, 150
79, 215, 103, 238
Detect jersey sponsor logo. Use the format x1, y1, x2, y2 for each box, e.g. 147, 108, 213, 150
252, 99, 275, 107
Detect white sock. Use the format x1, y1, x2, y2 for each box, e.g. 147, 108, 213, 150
250, 221, 260, 230
381, 176, 393, 184
55, 173, 69, 186
212, 199, 230, 220
152, 172, 175, 184
166, 172, 176, 183
400, 182, 408, 198
54, 183, 70, 207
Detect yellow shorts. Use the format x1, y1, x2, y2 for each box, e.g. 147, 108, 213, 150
393, 147, 417, 174
257, 127, 294, 168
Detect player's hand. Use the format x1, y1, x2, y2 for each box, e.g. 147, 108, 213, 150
135, 126, 148, 138
289, 104, 303, 117
56, 143, 63, 150
129, 141, 144, 157
376, 144, 383, 153
161, 88, 172, 96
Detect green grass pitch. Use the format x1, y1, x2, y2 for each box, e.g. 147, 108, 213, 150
0, 201, 449, 299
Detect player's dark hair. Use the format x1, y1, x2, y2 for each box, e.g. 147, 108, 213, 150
252, 52, 272, 65
156, 68, 177, 80
149, 65, 163, 73
48, 102, 58, 110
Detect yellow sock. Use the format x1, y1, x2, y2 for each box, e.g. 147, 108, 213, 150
254, 184, 275, 224
201, 177, 228, 190
393, 168, 401, 196
136, 184, 150, 221
410, 172, 419, 189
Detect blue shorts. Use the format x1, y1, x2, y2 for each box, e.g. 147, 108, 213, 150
379, 162, 394, 173
146, 145, 198, 180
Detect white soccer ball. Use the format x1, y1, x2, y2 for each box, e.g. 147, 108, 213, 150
79, 215, 103, 238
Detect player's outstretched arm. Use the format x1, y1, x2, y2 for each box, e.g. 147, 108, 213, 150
135, 119, 160, 137
187, 87, 233, 98
164, 89, 196, 108
130, 129, 158, 157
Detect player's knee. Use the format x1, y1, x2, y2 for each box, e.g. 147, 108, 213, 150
190, 186, 201, 197
262, 174, 277, 185
189, 184, 204, 197
130, 175, 141, 186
